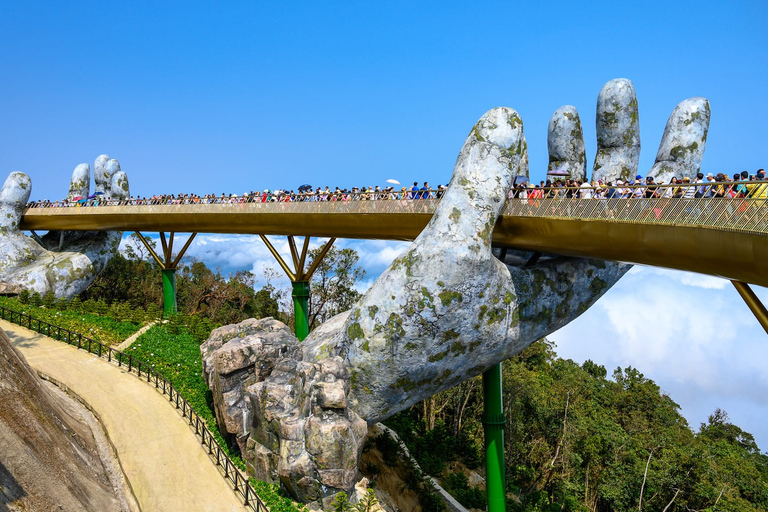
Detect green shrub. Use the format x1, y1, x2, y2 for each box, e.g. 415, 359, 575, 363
441, 472, 486, 510
68, 296, 81, 311
0, 296, 141, 344
29, 292, 42, 307
42, 291, 55, 308
374, 432, 402, 467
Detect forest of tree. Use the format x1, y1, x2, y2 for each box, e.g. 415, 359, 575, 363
78, 238, 768, 511
388, 339, 768, 511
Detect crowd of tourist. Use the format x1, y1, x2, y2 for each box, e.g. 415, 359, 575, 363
23, 171, 768, 209
511, 169, 768, 200
25, 181, 447, 208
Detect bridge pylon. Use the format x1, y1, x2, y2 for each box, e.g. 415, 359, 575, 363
259, 235, 336, 341
134, 232, 197, 317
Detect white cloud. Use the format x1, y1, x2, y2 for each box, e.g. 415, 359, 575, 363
554, 266, 768, 449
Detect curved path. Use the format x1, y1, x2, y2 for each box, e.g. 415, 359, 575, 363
1, 319, 246, 512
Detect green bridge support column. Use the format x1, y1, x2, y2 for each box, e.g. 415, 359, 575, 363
162, 268, 177, 317
134, 232, 197, 319
483, 363, 507, 512
259, 235, 336, 342
292, 280, 310, 342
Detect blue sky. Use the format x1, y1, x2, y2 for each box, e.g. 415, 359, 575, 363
4, 2, 768, 446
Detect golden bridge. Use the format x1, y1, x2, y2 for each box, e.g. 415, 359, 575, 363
20, 191, 768, 329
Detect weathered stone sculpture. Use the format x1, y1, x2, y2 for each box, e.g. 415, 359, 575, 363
202, 78, 711, 505
0, 155, 128, 297
547, 105, 586, 180
201, 318, 367, 504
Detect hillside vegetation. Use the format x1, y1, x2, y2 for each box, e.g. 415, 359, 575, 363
387, 339, 768, 511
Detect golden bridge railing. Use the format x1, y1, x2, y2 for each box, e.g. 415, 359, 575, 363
501, 194, 767, 234
22, 182, 768, 235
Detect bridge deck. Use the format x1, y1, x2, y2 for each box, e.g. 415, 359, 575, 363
21, 197, 768, 287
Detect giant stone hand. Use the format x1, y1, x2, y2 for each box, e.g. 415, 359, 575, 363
203, 78, 710, 503
0, 155, 129, 298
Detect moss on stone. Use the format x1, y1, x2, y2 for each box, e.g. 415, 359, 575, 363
486, 308, 507, 324
347, 322, 364, 340
428, 350, 448, 362
589, 276, 607, 295
438, 290, 463, 306
670, 141, 699, 160
442, 329, 459, 341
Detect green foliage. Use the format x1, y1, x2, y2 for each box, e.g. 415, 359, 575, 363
83, 251, 287, 326
441, 473, 486, 510
374, 432, 402, 467
331, 492, 352, 512
42, 291, 55, 308
307, 246, 366, 330
18, 289, 30, 304
329, 490, 385, 512
29, 291, 41, 307
0, 296, 142, 344
354, 489, 379, 512
386, 339, 768, 512
248, 479, 307, 512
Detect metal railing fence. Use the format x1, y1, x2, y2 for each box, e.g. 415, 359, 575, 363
0, 304, 267, 512
22, 180, 767, 209
22, 181, 768, 234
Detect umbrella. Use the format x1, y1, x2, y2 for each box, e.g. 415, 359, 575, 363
513, 175, 529, 186
72, 196, 83, 201
263, 189, 271, 193
386, 179, 400, 185
547, 169, 570, 176
298, 184, 312, 192
94, 191, 104, 195
77, 198, 87, 204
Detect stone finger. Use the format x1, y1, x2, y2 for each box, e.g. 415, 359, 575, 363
592, 78, 640, 183
93, 154, 111, 195
67, 163, 90, 201
548, 105, 586, 182
111, 170, 129, 200
647, 97, 710, 183
418, 106, 525, 256
0, 172, 31, 231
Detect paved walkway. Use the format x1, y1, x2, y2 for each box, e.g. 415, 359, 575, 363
2, 319, 246, 512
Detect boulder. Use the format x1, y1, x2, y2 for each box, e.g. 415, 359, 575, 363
201, 317, 368, 503
201, 317, 301, 454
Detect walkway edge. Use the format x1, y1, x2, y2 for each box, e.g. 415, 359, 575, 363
36, 371, 142, 512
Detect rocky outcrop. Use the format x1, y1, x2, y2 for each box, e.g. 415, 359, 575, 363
201, 318, 367, 504
0, 327, 124, 510
201, 317, 302, 454
0, 155, 128, 298
246, 356, 367, 503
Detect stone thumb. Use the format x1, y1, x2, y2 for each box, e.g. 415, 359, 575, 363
419, 107, 525, 257
0, 172, 31, 231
